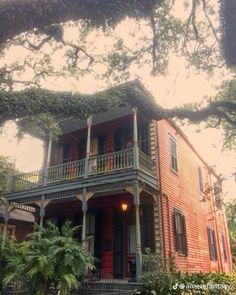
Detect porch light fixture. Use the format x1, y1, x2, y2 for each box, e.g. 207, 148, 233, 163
121, 203, 128, 212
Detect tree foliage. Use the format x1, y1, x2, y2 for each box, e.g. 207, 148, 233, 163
225, 201, 236, 269
0, 0, 235, 149
0, 0, 224, 88
0, 156, 14, 200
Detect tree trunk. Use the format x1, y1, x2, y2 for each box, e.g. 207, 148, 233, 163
0, 0, 153, 45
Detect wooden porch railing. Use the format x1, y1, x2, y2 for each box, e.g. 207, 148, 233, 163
88, 149, 133, 175
11, 148, 154, 193
139, 149, 155, 174
11, 159, 85, 192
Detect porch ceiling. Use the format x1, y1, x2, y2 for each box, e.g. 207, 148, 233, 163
59, 105, 133, 134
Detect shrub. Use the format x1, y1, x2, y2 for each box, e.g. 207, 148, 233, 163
135, 249, 236, 295
3, 221, 94, 295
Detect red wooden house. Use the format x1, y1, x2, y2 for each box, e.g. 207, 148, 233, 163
5, 81, 232, 281
0, 205, 34, 241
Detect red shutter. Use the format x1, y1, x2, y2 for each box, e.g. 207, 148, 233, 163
182, 214, 188, 255
207, 227, 213, 260
173, 211, 180, 252
212, 230, 217, 260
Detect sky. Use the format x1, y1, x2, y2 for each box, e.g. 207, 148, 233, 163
0, 6, 235, 202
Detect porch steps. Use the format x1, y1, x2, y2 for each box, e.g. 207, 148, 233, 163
78, 280, 141, 295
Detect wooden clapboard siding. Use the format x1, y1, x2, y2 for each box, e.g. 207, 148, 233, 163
155, 119, 232, 272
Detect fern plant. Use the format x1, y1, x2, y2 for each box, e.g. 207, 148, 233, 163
3, 221, 94, 295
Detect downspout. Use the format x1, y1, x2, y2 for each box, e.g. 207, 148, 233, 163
221, 205, 233, 271
208, 168, 223, 272
155, 121, 167, 266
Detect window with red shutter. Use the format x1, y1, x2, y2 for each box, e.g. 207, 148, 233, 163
207, 226, 217, 261
221, 233, 227, 262
169, 136, 178, 172
174, 209, 188, 256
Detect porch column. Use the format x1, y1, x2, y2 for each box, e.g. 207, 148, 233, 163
133, 182, 142, 281
43, 132, 53, 186
1, 201, 9, 250
39, 195, 46, 227
82, 189, 88, 249
85, 116, 92, 177
38, 195, 50, 227
132, 107, 139, 170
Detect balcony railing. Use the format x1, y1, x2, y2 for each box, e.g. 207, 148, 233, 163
10, 148, 154, 193
139, 149, 155, 173
88, 149, 133, 175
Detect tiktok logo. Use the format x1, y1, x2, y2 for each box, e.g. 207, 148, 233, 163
172, 283, 178, 290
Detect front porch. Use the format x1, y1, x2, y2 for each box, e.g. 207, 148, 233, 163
4, 108, 159, 282
45, 192, 156, 281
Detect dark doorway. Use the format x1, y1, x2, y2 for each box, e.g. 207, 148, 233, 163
73, 210, 102, 261
113, 210, 125, 278
140, 204, 155, 252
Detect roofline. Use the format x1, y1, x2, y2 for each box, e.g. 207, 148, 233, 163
165, 118, 219, 180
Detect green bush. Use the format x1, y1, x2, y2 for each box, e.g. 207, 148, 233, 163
0, 235, 24, 294
2, 221, 94, 295
135, 249, 236, 295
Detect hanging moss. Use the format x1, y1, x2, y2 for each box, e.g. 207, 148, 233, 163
1, 80, 235, 149
0, 80, 159, 138
0, 80, 157, 125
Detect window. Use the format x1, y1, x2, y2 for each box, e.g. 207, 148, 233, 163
197, 166, 204, 193
78, 138, 86, 159
129, 225, 136, 254
51, 142, 63, 165
62, 143, 70, 163
86, 213, 95, 255
114, 127, 132, 151
169, 136, 178, 172
98, 135, 106, 155
221, 233, 227, 262
138, 122, 150, 155
173, 209, 188, 256
207, 226, 217, 261
140, 204, 155, 252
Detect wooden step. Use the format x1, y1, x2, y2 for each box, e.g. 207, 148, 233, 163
77, 280, 141, 295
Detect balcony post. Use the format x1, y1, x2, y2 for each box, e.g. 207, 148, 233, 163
82, 193, 88, 249
132, 107, 139, 170
133, 182, 142, 281
39, 195, 45, 227
43, 132, 53, 185
85, 116, 92, 177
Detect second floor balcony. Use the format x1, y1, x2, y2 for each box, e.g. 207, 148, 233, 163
9, 148, 155, 194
